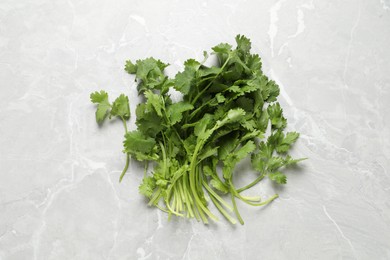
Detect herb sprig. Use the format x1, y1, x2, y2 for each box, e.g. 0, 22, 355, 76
91, 35, 305, 224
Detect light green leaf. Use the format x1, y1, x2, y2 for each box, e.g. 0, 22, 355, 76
111, 94, 130, 119
144, 90, 163, 117
139, 176, 156, 198
90, 90, 111, 123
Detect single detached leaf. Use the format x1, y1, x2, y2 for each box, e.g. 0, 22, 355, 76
90, 90, 111, 123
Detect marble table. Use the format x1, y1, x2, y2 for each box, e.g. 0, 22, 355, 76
1, 0, 389, 259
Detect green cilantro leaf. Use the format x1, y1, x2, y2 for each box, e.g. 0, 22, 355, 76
135, 103, 164, 137
123, 130, 156, 154
131, 58, 169, 93
167, 101, 194, 125
90, 90, 111, 123
276, 132, 300, 153
268, 171, 287, 184
144, 90, 163, 117
111, 94, 130, 120
223, 140, 256, 179
216, 108, 246, 128
267, 102, 287, 130
212, 43, 232, 65
124, 60, 137, 74
235, 34, 251, 56
174, 59, 200, 95
139, 176, 156, 198
247, 54, 262, 73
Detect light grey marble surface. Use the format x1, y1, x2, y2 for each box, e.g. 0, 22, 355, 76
1, 0, 390, 259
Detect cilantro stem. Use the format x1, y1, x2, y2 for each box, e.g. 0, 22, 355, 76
119, 155, 130, 182
193, 197, 208, 224
143, 162, 148, 178
251, 194, 279, 206
165, 167, 187, 216
209, 194, 237, 225
230, 188, 244, 225
148, 188, 162, 206
198, 74, 220, 84
166, 195, 184, 217
166, 186, 183, 217
189, 141, 218, 222
230, 179, 278, 207
240, 195, 261, 202
175, 190, 180, 212
182, 172, 197, 220
119, 116, 130, 182
236, 173, 265, 193
159, 141, 168, 179
120, 116, 128, 133
202, 180, 233, 211
178, 179, 186, 209
155, 204, 169, 213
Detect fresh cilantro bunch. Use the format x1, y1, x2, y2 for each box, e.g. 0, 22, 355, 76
91, 35, 305, 224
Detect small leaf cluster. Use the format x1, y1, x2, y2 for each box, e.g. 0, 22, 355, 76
91, 35, 305, 224
90, 91, 130, 123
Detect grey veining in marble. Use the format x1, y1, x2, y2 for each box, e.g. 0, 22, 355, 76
1, 0, 389, 259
